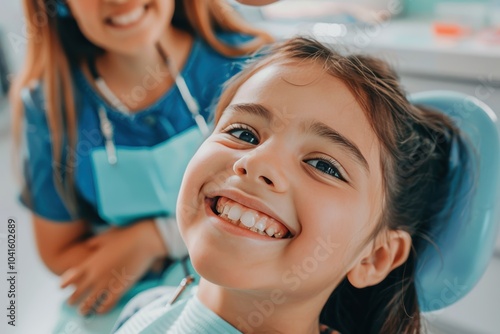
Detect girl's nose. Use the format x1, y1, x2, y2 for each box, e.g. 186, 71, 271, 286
233, 145, 289, 193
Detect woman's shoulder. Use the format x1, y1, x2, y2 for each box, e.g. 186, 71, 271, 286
184, 32, 252, 102
194, 30, 254, 60
215, 30, 255, 48
20, 81, 48, 125
21, 81, 43, 108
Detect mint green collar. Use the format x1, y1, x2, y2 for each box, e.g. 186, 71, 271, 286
119, 287, 242, 334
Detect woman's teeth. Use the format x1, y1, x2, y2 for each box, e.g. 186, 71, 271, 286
109, 6, 146, 26
215, 197, 290, 239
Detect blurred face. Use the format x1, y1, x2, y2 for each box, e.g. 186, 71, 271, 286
67, 0, 174, 55
178, 62, 384, 297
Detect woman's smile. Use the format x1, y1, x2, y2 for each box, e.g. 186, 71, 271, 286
67, 0, 175, 54
104, 2, 153, 32
106, 3, 150, 28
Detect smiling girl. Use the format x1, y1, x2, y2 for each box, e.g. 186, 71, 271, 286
114, 37, 469, 334
10, 0, 272, 328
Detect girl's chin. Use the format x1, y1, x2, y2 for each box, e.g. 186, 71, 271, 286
187, 242, 283, 290
196, 266, 268, 291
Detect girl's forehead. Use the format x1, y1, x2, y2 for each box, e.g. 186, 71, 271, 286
232, 62, 359, 114
247, 61, 328, 88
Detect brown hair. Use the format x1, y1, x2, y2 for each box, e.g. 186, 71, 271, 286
10, 0, 273, 213
214, 37, 463, 334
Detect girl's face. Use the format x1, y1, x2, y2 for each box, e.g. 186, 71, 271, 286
67, 0, 174, 55
178, 62, 384, 297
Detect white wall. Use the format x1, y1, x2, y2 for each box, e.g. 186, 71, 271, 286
1, 4, 67, 334
1, 0, 26, 74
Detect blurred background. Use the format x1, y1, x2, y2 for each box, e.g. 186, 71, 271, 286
1, 0, 500, 333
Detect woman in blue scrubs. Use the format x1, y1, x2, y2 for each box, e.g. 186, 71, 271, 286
10, 0, 272, 330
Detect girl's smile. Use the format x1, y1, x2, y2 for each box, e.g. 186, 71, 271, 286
205, 190, 297, 240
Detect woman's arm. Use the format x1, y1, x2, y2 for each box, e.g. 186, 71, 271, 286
33, 214, 169, 315
32, 214, 94, 276
59, 219, 168, 315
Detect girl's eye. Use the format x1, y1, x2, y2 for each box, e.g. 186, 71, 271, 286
226, 125, 259, 145
305, 158, 346, 181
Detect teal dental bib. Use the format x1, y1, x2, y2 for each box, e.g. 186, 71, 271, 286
90, 125, 205, 225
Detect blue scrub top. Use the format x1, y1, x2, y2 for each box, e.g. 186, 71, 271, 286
21, 33, 248, 225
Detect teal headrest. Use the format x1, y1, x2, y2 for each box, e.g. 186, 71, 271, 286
410, 91, 500, 312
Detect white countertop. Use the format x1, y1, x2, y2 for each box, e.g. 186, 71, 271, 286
256, 18, 500, 84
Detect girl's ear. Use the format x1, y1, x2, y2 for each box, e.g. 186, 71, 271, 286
347, 230, 412, 288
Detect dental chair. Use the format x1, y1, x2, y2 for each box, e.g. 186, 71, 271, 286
409, 91, 500, 313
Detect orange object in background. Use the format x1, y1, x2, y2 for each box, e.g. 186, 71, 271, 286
433, 22, 471, 37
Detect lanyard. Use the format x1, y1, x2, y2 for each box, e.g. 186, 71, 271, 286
91, 45, 210, 165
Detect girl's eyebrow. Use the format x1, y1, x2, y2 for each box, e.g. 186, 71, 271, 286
306, 121, 370, 174
225, 103, 369, 174
226, 103, 273, 123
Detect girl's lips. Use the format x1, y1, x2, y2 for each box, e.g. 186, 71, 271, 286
205, 189, 299, 236
204, 198, 292, 241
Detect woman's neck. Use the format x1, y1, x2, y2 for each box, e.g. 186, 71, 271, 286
91, 26, 193, 111
197, 279, 327, 334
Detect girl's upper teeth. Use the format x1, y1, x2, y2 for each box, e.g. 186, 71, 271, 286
255, 218, 266, 232
240, 211, 256, 228
228, 205, 242, 221
216, 197, 289, 238
110, 7, 145, 26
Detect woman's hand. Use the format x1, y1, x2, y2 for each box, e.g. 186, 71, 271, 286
60, 220, 168, 315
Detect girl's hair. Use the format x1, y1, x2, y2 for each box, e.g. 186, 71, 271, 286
10, 0, 273, 211
214, 37, 465, 334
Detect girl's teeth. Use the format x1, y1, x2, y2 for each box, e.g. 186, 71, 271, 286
222, 205, 230, 216
255, 218, 266, 232
228, 205, 242, 221
265, 227, 276, 237
240, 211, 256, 228
215, 197, 290, 238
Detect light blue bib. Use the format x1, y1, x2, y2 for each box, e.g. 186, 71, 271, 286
88, 52, 209, 226
90, 126, 204, 225
115, 287, 242, 334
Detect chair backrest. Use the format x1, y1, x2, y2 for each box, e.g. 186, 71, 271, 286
409, 91, 500, 312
